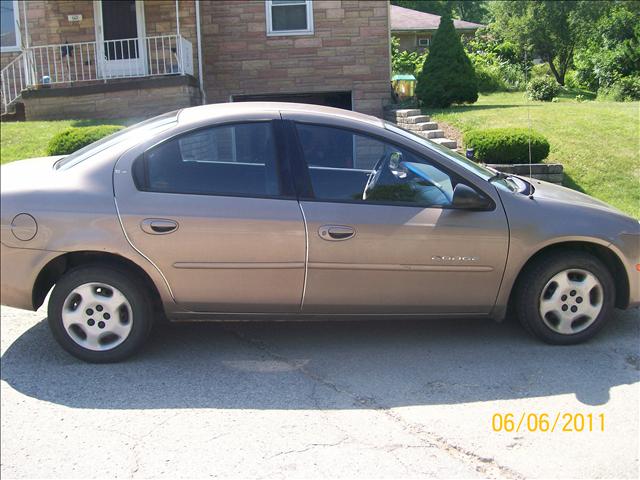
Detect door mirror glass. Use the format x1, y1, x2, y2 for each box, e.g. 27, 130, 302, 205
452, 184, 492, 210
389, 151, 408, 179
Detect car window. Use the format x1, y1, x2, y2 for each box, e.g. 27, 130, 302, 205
296, 123, 456, 207
138, 122, 282, 197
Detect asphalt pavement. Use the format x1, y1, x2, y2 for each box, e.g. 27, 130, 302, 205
1, 305, 639, 479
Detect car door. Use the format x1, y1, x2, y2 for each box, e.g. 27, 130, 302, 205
286, 119, 509, 315
113, 119, 306, 313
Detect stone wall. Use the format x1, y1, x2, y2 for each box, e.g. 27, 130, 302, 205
488, 164, 564, 185
200, 0, 391, 117
144, 0, 199, 75
1, 51, 21, 71
21, 77, 200, 120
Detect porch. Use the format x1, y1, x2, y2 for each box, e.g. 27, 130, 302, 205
0, 0, 200, 118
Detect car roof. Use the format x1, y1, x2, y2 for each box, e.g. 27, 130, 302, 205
177, 102, 384, 129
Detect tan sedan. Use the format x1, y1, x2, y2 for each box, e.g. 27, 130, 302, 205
1, 103, 639, 362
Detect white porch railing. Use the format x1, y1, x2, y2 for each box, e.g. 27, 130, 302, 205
1, 34, 194, 114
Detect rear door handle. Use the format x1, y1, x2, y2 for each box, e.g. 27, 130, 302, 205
141, 218, 178, 235
318, 225, 355, 241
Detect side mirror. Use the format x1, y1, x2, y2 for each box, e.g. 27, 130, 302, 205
389, 152, 408, 179
452, 184, 492, 210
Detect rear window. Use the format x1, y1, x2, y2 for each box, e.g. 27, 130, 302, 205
56, 111, 179, 170
135, 122, 284, 198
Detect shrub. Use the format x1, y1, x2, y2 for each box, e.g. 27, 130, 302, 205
526, 77, 560, 101
416, 14, 478, 108
391, 36, 428, 76
47, 125, 124, 155
529, 63, 552, 80
598, 75, 640, 102
475, 65, 509, 93
463, 128, 550, 164
563, 70, 583, 91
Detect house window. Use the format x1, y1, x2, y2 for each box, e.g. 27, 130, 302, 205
266, 0, 314, 36
417, 36, 431, 47
0, 0, 21, 52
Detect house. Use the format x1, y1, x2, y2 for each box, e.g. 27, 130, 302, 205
391, 5, 483, 52
0, 0, 390, 120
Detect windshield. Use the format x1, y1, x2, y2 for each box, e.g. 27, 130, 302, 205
384, 121, 522, 193
56, 111, 179, 170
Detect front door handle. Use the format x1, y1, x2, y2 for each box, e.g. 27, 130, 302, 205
318, 225, 355, 241
141, 218, 178, 235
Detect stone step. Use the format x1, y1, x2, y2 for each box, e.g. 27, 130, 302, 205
402, 114, 430, 124
431, 137, 457, 149
407, 121, 439, 131
422, 129, 445, 139
393, 108, 421, 118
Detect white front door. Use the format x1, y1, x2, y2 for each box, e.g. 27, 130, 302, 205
94, 0, 147, 78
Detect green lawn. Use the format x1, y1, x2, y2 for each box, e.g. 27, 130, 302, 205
0, 118, 134, 165
426, 92, 640, 218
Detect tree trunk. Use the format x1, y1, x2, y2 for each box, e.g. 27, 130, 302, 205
547, 58, 565, 86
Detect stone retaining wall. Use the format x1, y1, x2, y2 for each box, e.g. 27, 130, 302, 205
487, 163, 564, 185
21, 76, 200, 120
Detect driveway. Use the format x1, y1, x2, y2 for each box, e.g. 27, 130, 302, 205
1, 306, 639, 479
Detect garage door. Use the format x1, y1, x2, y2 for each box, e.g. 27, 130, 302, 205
232, 91, 352, 111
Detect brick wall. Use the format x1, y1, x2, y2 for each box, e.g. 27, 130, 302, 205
144, 0, 199, 76
22, 78, 200, 120
200, 0, 391, 117
0, 51, 20, 71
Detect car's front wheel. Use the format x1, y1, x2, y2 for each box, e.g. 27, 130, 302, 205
516, 251, 615, 344
48, 265, 153, 362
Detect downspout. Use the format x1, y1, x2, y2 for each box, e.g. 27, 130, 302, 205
195, 0, 206, 104
22, 1, 31, 87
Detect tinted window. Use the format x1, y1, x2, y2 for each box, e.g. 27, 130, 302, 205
296, 123, 456, 207
57, 111, 178, 170
140, 122, 281, 197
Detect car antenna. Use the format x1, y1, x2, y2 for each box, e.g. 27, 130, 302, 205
525, 48, 534, 199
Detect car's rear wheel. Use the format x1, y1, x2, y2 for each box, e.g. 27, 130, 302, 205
48, 265, 153, 362
516, 251, 615, 344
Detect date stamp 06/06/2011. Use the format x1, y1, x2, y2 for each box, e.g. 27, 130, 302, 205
491, 413, 605, 433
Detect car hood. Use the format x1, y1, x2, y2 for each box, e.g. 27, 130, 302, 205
522, 177, 629, 217
1, 156, 64, 194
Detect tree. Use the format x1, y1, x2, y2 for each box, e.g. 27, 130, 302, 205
489, 1, 602, 86
415, 13, 478, 107
391, 0, 489, 24
574, 2, 640, 90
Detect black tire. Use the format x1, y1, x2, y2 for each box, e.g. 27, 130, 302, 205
48, 265, 153, 362
515, 250, 615, 345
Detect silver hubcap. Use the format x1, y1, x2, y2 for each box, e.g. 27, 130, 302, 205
61, 282, 133, 351
539, 268, 603, 335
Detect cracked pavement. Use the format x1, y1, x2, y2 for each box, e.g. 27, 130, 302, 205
1, 306, 639, 479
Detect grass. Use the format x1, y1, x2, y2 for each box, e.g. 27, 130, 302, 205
0, 118, 135, 164
426, 91, 640, 218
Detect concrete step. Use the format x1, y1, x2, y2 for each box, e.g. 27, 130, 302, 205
422, 129, 445, 139
394, 108, 421, 118
402, 114, 430, 124
391, 108, 421, 121
403, 122, 438, 132
431, 137, 457, 149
